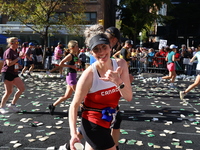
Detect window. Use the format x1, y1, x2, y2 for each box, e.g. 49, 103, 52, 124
85, 12, 97, 24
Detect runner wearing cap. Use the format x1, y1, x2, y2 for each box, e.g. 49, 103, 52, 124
82, 25, 125, 150
105, 26, 121, 48
20, 42, 35, 77
113, 40, 134, 83
89, 26, 121, 65
69, 33, 132, 150
156, 44, 178, 88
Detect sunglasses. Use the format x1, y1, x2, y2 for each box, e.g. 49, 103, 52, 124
12, 41, 19, 44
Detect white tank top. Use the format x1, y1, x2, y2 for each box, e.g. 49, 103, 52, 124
89, 59, 119, 94
195, 51, 200, 70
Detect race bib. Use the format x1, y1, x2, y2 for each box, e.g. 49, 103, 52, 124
14, 63, 19, 72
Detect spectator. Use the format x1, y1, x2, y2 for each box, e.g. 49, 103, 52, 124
35, 45, 43, 68
140, 47, 148, 73
19, 42, 28, 68
184, 47, 194, 75
147, 48, 155, 73
135, 48, 142, 74
45, 47, 53, 72
180, 44, 187, 54
130, 48, 137, 73
49, 42, 63, 78
120, 40, 133, 64
78, 48, 86, 71
174, 48, 182, 74
180, 44, 188, 74
85, 47, 91, 69
112, 40, 134, 82
154, 47, 167, 73
131, 48, 137, 58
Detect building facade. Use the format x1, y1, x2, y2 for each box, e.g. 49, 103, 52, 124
0, 0, 117, 48
156, 0, 200, 47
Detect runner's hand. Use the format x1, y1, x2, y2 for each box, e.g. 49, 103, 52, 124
100, 67, 122, 85
70, 135, 80, 150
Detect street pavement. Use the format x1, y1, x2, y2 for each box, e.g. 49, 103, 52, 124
1, 72, 200, 150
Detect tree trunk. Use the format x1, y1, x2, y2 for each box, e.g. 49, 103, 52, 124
42, 27, 49, 67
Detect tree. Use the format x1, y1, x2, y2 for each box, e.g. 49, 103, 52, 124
118, 0, 172, 45
0, 0, 85, 63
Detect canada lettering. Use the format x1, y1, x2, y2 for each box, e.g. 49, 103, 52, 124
101, 88, 119, 96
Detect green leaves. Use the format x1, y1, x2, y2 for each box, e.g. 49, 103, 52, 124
118, 0, 171, 42
0, 0, 85, 43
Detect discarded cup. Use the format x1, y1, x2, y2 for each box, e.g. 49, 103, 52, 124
74, 143, 84, 150
58, 143, 68, 150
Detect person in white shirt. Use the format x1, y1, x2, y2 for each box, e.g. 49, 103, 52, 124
180, 45, 200, 100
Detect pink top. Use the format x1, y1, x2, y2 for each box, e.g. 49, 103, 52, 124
21, 47, 28, 59
54, 46, 62, 60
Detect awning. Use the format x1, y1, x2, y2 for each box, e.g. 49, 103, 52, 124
0, 34, 8, 44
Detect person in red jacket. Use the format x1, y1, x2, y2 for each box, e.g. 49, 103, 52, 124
155, 47, 167, 67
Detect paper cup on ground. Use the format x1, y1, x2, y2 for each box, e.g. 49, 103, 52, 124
74, 143, 84, 150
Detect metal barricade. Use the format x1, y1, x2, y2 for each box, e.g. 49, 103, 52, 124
178, 58, 197, 75
129, 57, 168, 74
129, 56, 197, 75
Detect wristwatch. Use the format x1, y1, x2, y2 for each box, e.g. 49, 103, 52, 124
118, 82, 125, 89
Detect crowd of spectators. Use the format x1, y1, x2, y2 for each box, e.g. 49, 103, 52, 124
125, 44, 199, 76
1, 41, 199, 77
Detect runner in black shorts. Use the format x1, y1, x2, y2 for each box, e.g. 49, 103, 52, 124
72, 25, 126, 150
69, 33, 132, 150
1, 72, 19, 82
0, 37, 25, 114
81, 118, 115, 149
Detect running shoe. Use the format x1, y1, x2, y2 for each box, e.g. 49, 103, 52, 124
27, 72, 32, 77
156, 77, 162, 84
180, 91, 186, 100
48, 104, 55, 115
20, 73, 24, 77
0, 108, 9, 114
7, 104, 21, 112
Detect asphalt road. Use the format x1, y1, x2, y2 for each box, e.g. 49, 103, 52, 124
0, 72, 200, 150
